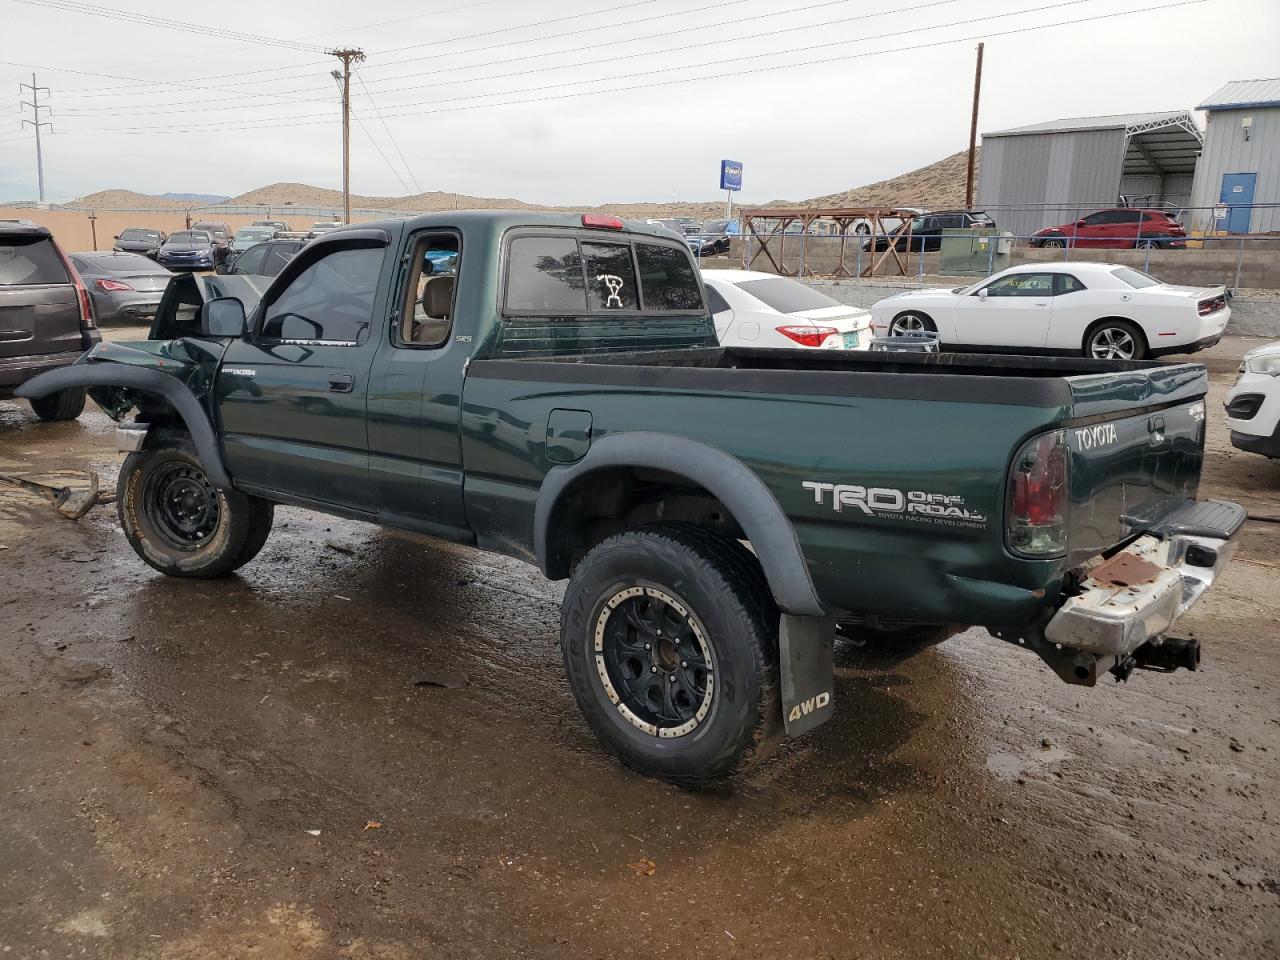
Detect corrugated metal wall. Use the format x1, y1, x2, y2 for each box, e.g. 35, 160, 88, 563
1118, 173, 1195, 210
976, 128, 1127, 236
1189, 107, 1280, 233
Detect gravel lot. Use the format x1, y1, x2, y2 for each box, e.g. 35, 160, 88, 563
1, 332, 1277, 959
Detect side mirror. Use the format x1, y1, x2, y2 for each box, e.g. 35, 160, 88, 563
214, 263, 230, 275
977, 287, 989, 300
1076, 219, 1087, 227
201, 297, 247, 338
112, 234, 120, 240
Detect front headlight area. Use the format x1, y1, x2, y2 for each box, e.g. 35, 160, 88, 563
1244, 354, 1280, 376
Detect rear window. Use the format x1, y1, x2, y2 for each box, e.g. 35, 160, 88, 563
0, 236, 69, 285
1111, 266, 1162, 289
735, 277, 840, 314
504, 234, 703, 315
119, 228, 160, 241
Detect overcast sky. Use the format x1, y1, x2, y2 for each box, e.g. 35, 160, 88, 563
0, 0, 1276, 205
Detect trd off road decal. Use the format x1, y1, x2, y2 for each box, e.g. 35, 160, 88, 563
597, 274, 625, 308
802, 481, 987, 527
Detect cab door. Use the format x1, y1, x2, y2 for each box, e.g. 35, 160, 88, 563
953, 271, 1056, 349
216, 231, 394, 513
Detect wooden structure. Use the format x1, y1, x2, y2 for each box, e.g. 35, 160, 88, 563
738, 207, 920, 278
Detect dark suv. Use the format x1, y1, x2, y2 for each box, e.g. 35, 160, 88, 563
864, 210, 996, 252
0, 223, 100, 420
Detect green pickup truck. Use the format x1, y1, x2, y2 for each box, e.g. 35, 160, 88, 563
19, 212, 1244, 786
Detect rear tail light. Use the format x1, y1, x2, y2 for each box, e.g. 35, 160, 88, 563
582, 214, 623, 230
1198, 296, 1225, 316
52, 243, 95, 330
1007, 429, 1068, 557
96, 278, 134, 292
776, 325, 839, 348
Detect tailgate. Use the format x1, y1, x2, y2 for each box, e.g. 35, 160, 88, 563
0, 283, 79, 359
1064, 365, 1207, 560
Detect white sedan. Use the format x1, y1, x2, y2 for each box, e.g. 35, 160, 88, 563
869, 262, 1230, 360
1225, 340, 1280, 459
702, 270, 872, 350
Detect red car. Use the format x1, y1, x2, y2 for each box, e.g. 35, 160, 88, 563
1030, 208, 1186, 249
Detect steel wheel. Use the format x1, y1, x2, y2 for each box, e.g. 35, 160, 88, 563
890, 312, 931, 337
143, 460, 222, 550
594, 585, 715, 739
1088, 325, 1138, 360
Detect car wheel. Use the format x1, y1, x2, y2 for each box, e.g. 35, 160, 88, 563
1135, 239, 1158, 250
117, 436, 274, 578
560, 523, 781, 787
1040, 238, 1067, 249
29, 387, 86, 422
1085, 320, 1146, 360
854, 222, 870, 236
889, 311, 936, 337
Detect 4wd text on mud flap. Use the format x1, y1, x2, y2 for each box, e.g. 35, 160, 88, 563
802, 482, 987, 526
787, 691, 830, 723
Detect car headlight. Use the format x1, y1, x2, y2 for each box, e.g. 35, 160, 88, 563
1246, 354, 1280, 376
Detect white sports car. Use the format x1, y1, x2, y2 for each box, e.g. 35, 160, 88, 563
702, 270, 872, 350
869, 262, 1230, 360
1225, 340, 1280, 459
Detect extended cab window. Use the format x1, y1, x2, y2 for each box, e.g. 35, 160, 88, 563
506, 237, 585, 313
260, 247, 382, 344
399, 234, 461, 347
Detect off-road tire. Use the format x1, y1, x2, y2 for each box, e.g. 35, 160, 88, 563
561, 523, 781, 788
117, 437, 274, 578
29, 387, 86, 422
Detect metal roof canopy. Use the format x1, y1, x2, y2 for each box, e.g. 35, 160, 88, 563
1197, 77, 1280, 111
985, 110, 1203, 177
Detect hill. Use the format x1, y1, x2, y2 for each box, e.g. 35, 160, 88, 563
65, 149, 976, 217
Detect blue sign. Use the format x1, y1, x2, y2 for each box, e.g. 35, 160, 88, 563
720, 159, 743, 192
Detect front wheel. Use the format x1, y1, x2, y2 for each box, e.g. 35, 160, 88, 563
1085, 320, 1146, 360
29, 387, 86, 422
561, 524, 781, 787
118, 437, 274, 578
1040, 238, 1067, 249
889, 311, 936, 337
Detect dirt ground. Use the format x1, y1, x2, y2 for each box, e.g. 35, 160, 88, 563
1, 333, 1277, 959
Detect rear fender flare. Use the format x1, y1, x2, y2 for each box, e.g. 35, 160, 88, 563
534, 432, 825, 617
15, 364, 232, 490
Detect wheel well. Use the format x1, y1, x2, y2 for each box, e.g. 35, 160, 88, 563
543, 466, 746, 580
891, 309, 935, 328
1082, 316, 1147, 352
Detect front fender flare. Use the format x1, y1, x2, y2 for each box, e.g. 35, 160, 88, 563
16, 364, 232, 490
534, 432, 825, 617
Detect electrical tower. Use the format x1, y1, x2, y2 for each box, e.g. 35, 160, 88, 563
327, 48, 365, 224
19, 73, 52, 203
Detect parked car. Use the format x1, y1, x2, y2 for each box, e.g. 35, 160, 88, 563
1225, 340, 1280, 458
18, 212, 1242, 785
230, 226, 277, 254
308, 221, 343, 238
218, 238, 307, 278
0, 222, 99, 420
863, 210, 996, 252
112, 226, 167, 259
156, 230, 219, 271
69, 251, 173, 324
869, 263, 1229, 360
251, 219, 291, 232
190, 220, 232, 256
688, 218, 734, 257
1030, 208, 1187, 249
702, 270, 871, 349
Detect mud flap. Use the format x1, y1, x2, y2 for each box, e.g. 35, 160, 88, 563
779, 614, 836, 737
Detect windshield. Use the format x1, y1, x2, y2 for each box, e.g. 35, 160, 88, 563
1111, 266, 1162, 289
119, 228, 159, 241
910, 216, 925, 231
736, 277, 843, 314
236, 228, 274, 240
168, 232, 209, 244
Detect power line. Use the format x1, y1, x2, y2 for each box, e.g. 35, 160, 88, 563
354, 70, 421, 195
7, 0, 328, 53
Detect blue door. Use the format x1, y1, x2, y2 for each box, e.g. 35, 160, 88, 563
1220, 173, 1257, 234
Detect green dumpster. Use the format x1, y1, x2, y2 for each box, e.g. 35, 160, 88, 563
939, 227, 1010, 276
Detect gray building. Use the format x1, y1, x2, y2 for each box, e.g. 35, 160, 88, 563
1188, 79, 1280, 234
976, 112, 1203, 238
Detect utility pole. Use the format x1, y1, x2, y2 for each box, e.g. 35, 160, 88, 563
19, 73, 52, 203
328, 48, 365, 224
964, 42, 984, 210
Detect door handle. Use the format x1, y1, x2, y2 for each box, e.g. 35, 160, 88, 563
328, 374, 354, 393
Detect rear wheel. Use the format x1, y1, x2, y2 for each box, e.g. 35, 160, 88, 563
1040, 238, 1067, 249
1135, 238, 1158, 250
889, 311, 936, 337
29, 387, 86, 422
117, 437, 273, 578
561, 524, 781, 787
1085, 320, 1146, 360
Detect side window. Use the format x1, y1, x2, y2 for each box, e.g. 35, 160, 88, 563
983, 273, 1055, 297
232, 245, 269, 275
260, 247, 383, 344
398, 234, 461, 348
705, 285, 731, 314
582, 241, 639, 311
263, 246, 297, 277
635, 242, 703, 311
506, 236, 585, 313
1081, 212, 1108, 226
1117, 211, 1143, 224
1056, 274, 1087, 295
